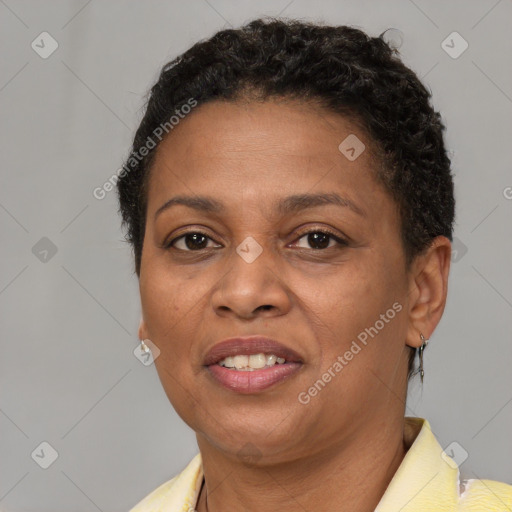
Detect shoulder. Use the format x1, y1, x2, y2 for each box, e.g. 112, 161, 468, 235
458, 477, 512, 511
379, 418, 512, 512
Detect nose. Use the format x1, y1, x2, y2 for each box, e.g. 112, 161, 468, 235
210, 239, 292, 320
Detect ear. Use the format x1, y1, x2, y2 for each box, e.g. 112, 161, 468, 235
406, 236, 452, 348
138, 317, 148, 341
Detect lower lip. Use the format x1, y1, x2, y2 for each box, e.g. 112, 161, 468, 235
206, 363, 302, 393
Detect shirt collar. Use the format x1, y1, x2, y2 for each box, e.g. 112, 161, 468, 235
374, 416, 460, 511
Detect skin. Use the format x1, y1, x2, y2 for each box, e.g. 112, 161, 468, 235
137, 98, 451, 512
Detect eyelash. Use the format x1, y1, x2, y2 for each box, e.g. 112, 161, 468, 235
165, 227, 348, 252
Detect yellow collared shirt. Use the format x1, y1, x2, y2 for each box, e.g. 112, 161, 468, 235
129, 417, 512, 511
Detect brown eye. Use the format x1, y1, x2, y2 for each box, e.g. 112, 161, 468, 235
292, 229, 348, 250
167, 231, 219, 251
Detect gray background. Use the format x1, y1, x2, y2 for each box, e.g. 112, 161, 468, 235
1, 1, 511, 510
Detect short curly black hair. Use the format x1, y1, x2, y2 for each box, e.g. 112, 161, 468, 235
116, 17, 455, 381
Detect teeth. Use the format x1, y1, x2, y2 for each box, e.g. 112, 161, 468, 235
249, 353, 267, 369
222, 356, 234, 368
233, 355, 248, 369
218, 353, 288, 370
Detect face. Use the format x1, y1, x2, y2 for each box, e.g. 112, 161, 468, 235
138, 98, 415, 463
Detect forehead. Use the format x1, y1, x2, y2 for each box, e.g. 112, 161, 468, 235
153, 98, 372, 161
146, 98, 389, 219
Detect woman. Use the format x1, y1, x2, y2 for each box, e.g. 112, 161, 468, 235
117, 18, 511, 512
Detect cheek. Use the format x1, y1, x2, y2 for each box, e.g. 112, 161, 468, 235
310, 251, 405, 359
140, 268, 198, 350
316, 263, 377, 323
142, 246, 197, 304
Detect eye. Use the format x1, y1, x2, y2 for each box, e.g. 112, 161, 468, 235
166, 231, 220, 251
291, 229, 348, 250
165, 228, 348, 252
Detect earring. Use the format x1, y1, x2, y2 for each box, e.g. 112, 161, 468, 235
140, 339, 150, 353
417, 333, 429, 383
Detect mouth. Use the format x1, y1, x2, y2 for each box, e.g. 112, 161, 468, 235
217, 353, 288, 370
203, 336, 304, 393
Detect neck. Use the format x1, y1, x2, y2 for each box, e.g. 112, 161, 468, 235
195, 416, 409, 512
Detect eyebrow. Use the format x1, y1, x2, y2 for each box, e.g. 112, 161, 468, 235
154, 192, 366, 220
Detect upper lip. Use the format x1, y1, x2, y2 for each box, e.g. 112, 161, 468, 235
203, 336, 304, 366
